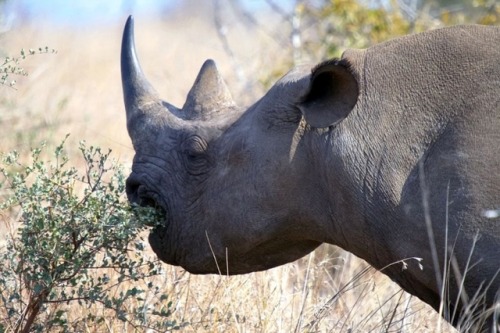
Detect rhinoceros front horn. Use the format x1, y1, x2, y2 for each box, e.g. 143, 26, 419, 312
183, 59, 235, 119
122, 16, 234, 127
121, 16, 161, 131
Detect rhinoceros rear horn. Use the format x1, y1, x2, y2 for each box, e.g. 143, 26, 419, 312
183, 59, 235, 120
121, 16, 161, 128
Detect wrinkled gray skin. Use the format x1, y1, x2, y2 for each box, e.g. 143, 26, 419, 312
122, 16, 500, 329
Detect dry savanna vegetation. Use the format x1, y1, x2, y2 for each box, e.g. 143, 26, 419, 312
1, 0, 499, 332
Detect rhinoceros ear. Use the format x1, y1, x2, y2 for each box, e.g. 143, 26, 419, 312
298, 59, 358, 128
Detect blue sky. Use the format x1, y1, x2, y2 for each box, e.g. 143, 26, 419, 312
3, 0, 294, 27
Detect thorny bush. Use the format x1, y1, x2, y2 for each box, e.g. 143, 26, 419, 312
0, 137, 184, 332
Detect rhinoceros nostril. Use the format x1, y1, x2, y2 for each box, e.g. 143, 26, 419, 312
140, 196, 157, 208
126, 178, 162, 209
125, 177, 141, 204
125, 176, 168, 228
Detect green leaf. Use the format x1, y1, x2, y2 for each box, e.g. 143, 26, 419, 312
0, 138, 179, 331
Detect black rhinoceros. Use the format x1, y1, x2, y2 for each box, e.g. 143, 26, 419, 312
121, 16, 500, 330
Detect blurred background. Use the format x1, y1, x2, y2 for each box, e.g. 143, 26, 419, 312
1, 0, 301, 160
1, 0, 498, 157
0, 1, 498, 331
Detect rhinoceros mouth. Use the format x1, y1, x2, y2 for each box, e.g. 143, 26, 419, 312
126, 177, 169, 227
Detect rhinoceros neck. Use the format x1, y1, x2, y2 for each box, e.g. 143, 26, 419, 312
316, 26, 500, 315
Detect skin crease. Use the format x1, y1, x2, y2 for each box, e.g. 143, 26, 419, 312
122, 16, 500, 330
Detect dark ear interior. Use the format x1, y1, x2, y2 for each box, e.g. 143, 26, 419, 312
298, 59, 359, 128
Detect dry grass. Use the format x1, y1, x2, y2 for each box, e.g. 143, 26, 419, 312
0, 7, 456, 333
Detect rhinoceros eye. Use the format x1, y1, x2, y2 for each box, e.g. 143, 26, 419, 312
182, 136, 209, 175
184, 136, 207, 157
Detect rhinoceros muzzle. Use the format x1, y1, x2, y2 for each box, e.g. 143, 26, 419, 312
126, 176, 168, 227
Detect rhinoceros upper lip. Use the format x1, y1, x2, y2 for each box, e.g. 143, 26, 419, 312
139, 192, 169, 228
126, 177, 169, 227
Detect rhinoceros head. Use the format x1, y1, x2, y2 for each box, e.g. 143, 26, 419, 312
121, 16, 358, 274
